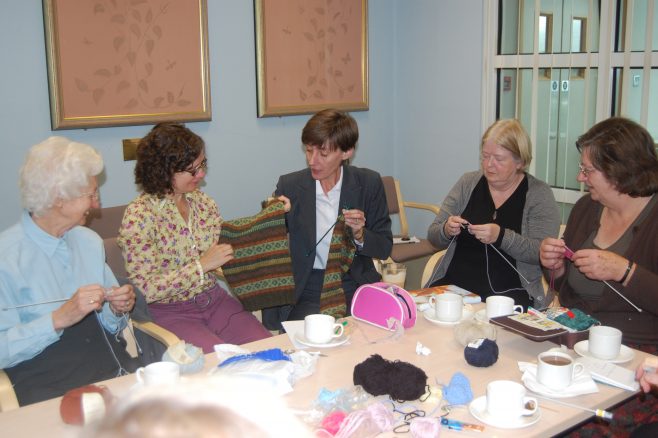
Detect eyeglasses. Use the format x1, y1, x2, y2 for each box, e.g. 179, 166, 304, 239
79, 188, 100, 201
183, 158, 208, 177
578, 163, 596, 178
480, 152, 510, 164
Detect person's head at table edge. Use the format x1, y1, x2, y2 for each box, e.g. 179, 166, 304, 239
21, 136, 103, 237
135, 122, 207, 198
575, 116, 658, 198
303, 109, 358, 188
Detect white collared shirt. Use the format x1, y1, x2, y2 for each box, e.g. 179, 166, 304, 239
314, 168, 343, 269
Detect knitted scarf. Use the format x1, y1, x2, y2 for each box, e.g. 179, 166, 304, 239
219, 201, 357, 316
218, 201, 295, 311
320, 216, 356, 318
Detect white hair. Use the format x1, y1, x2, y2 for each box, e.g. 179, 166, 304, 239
19, 136, 103, 216
87, 376, 314, 438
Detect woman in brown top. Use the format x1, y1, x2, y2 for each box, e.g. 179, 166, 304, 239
540, 117, 658, 348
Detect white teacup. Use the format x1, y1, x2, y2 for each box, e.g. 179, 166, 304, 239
304, 314, 344, 344
588, 326, 622, 360
486, 296, 523, 319
486, 380, 538, 420
537, 351, 585, 390
428, 292, 463, 322
136, 361, 180, 386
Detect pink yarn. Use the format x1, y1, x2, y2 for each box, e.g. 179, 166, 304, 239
321, 411, 347, 436
410, 417, 441, 438
334, 402, 395, 438
366, 402, 395, 431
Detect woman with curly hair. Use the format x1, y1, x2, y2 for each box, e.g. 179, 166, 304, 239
118, 123, 272, 352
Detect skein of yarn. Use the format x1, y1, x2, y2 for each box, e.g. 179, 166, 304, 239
353, 354, 428, 401
464, 338, 499, 367
453, 320, 497, 347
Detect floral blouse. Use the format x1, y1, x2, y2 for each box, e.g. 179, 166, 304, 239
117, 191, 222, 303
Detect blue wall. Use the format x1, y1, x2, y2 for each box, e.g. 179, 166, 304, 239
0, 1, 483, 238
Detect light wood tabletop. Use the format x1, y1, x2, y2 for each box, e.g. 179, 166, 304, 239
0, 307, 648, 437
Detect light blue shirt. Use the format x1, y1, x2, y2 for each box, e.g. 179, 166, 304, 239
0, 211, 125, 368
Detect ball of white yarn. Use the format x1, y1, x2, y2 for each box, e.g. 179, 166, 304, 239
453, 320, 497, 347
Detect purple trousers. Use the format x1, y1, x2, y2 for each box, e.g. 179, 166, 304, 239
148, 284, 272, 353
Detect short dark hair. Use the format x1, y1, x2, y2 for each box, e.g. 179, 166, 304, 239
134, 123, 205, 196
576, 117, 658, 197
301, 109, 358, 152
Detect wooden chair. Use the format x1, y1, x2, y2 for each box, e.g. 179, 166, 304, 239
420, 250, 447, 288
381, 176, 440, 263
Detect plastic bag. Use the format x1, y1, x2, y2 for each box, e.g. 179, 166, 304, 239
211, 345, 318, 395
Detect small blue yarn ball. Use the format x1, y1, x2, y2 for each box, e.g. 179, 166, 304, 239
464, 338, 498, 367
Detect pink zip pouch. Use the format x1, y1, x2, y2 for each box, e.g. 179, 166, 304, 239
350, 282, 417, 330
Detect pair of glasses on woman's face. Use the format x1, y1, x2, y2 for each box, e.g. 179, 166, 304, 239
78, 188, 100, 201
183, 158, 208, 177
578, 163, 596, 178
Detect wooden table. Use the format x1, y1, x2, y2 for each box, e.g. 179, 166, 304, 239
0, 308, 648, 437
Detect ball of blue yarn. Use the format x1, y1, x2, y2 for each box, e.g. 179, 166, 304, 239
464, 338, 498, 367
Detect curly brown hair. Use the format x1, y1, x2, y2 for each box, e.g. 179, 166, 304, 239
135, 123, 205, 196
576, 117, 658, 197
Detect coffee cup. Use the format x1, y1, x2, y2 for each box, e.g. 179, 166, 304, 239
304, 314, 344, 344
537, 351, 585, 390
486, 296, 523, 319
136, 361, 180, 386
486, 380, 538, 420
428, 292, 463, 322
588, 325, 622, 360
382, 263, 407, 288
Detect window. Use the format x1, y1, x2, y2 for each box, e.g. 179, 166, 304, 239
484, 0, 658, 222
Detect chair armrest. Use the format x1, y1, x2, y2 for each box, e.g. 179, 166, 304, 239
403, 201, 440, 216
0, 369, 19, 412
420, 250, 447, 288
132, 321, 180, 349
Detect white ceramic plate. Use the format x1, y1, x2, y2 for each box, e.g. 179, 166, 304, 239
422, 307, 474, 326
294, 333, 350, 348
573, 340, 635, 364
522, 373, 598, 399
469, 396, 541, 429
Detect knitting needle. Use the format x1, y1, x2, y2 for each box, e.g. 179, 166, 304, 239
602, 280, 642, 312
532, 394, 614, 421
2, 298, 69, 311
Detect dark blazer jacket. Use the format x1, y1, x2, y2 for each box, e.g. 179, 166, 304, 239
263, 165, 392, 328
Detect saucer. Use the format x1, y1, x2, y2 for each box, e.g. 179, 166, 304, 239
469, 396, 541, 429
573, 340, 635, 364
294, 332, 350, 348
422, 308, 474, 326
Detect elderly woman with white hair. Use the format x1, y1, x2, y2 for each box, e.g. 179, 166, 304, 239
0, 137, 136, 406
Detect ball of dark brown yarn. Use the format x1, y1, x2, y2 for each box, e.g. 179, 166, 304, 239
353, 354, 428, 401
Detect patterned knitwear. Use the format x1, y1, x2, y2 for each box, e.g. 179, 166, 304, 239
320, 217, 356, 318
219, 201, 295, 311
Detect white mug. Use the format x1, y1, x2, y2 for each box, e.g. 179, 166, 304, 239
486, 380, 538, 420
486, 296, 523, 319
588, 326, 622, 360
304, 314, 344, 344
537, 351, 585, 390
136, 361, 180, 386
428, 292, 463, 322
